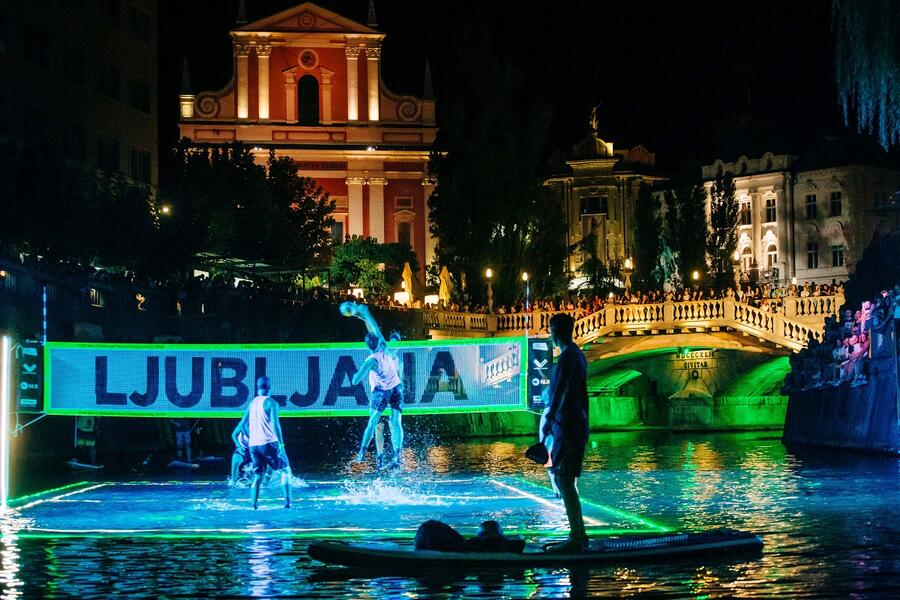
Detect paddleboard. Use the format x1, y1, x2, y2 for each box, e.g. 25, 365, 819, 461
63, 460, 103, 471
308, 529, 763, 568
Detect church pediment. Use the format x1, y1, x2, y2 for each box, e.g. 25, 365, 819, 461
233, 2, 380, 34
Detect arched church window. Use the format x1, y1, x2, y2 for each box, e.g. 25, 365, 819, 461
298, 75, 319, 125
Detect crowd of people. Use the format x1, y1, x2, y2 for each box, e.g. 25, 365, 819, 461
426, 281, 844, 319
784, 284, 900, 392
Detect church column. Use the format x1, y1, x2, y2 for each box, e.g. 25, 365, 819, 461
775, 184, 790, 283
284, 71, 296, 122
347, 176, 365, 236
366, 46, 381, 122
321, 69, 333, 124
256, 45, 271, 120
423, 177, 437, 268
751, 190, 763, 268
345, 46, 361, 122
236, 44, 250, 120
368, 177, 386, 241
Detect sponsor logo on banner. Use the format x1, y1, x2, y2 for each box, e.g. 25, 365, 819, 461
527, 338, 552, 412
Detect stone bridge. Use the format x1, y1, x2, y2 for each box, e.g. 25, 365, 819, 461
424, 295, 842, 353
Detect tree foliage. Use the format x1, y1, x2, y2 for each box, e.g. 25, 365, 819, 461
0, 142, 158, 268
832, 0, 900, 150
160, 141, 335, 275
707, 172, 738, 290
427, 23, 568, 306
632, 183, 662, 290
329, 235, 418, 297
662, 166, 708, 286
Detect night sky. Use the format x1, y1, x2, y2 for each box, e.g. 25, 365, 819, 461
159, 1, 866, 170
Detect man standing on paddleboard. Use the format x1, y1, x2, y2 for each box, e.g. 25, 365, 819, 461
542, 313, 589, 553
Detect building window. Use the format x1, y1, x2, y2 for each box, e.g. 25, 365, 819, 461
832, 245, 844, 267
97, 134, 120, 173
23, 105, 48, 147
766, 245, 777, 267
298, 75, 319, 125
805, 194, 817, 219
807, 242, 819, 269
830, 191, 842, 216
61, 120, 86, 160
395, 196, 413, 209
330, 220, 345, 244
62, 41, 87, 84
23, 22, 50, 67
740, 199, 751, 225
128, 76, 151, 113
740, 246, 753, 272
580, 196, 608, 216
98, 61, 120, 99
89, 288, 105, 308
397, 221, 412, 248
101, 0, 120, 26
130, 146, 151, 183
765, 197, 776, 223
129, 5, 151, 44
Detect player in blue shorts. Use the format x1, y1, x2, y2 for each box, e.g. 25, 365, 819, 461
349, 305, 404, 468
234, 376, 291, 509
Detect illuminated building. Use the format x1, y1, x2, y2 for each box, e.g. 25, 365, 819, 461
544, 123, 665, 280
178, 2, 438, 279
702, 149, 900, 284
0, 0, 159, 188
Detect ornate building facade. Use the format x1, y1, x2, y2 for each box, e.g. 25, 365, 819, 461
545, 125, 664, 279
702, 152, 900, 285
178, 2, 437, 278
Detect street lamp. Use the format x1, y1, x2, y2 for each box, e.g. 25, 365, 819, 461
160, 205, 172, 216
732, 250, 741, 289
484, 267, 494, 313
692, 270, 700, 283
623, 258, 633, 293
522, 271, 530, 337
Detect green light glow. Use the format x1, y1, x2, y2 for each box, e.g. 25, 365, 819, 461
8, 481, 93, 507
589, 368, 643, 393
719, 356, 791, 398
510, 476, 673, 532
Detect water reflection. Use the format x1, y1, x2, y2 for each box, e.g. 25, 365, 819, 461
7, 432, 900, 597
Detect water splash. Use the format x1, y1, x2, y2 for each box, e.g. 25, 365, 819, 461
334, 479, 448, 506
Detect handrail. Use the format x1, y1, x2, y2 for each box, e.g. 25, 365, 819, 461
423, 294, 843, 352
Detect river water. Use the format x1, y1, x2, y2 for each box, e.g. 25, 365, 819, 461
6, 430, 900, 598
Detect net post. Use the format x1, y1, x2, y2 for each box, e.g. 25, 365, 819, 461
1, 335, 11, 510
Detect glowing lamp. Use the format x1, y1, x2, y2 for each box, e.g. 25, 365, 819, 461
692, 270, 700, 281
624, 258, 633, 270
521, 272, 529, 282
485, 268, 493, 280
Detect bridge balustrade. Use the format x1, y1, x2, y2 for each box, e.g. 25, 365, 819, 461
423, 294, 842, 352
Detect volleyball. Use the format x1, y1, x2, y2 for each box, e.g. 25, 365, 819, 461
339, 301, 357, 317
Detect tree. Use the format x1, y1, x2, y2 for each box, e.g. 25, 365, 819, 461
632, 182, 662, 290
159, 141, 334, 277
707, 172, 738, 290
427, 23, 568, 307
663, 166, 708, 286
329, 236, 418, 297
832, 0, 900, 150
